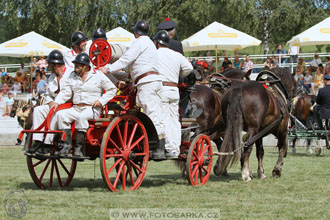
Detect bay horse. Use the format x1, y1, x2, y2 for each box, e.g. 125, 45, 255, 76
176, 68, 247, 175
213, 67, 296, 181
291, 87, 317, 154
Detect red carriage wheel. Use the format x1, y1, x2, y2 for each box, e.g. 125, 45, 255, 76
25, 133, 77, 189
186, 134, 213, 186
100, 115, 149, 192
89, 39, 112, 68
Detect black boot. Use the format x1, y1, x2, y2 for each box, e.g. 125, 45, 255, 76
26, 140, 43, 155
74, 131, 86, 158
56, 129, 72, 156
152, 138, 166, 161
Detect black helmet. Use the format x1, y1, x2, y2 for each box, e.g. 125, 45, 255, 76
72, 53, 90, 67
131, 20, 149, 36
153, 30, 169, 47
47, 49, 64, 64
92, 28, 107, 41
71, 31, 88, 47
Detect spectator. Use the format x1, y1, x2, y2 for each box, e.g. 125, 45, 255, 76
294, 69, 304, 86
40, 67, 46, 76
205, 51, 213, 65
271, 56, 279, 68
19, 63, 28, 73
288, 44, 300, 63
6, 76, 14, 88
275, 44, 287, 64
314, 65, 324, 94
37, 56, 47, 70
304, 71, 313, 94
324, 56, 330, 75
264, 57, 272, 69
15, 71, 23, 83
211, 57, 221, 73
1, 68, 7, 76
34, 75, 47, 95
220, 57, 232, 72
239, 55, 253, 73
1, 82, 10, 95
297, 58, 306, 73
233, 56, 241, 69
308, 54, 322, 73
12, 79, 21, 96
2, 92, 14, 116
21, 72, 29, 93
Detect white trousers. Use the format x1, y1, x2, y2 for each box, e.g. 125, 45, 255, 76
32, 105, 56, 144
159, 86, 181, 154
56, 106, 101, 132
137, 81, 164, 136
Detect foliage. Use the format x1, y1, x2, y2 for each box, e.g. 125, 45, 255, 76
0, 0, 329, 58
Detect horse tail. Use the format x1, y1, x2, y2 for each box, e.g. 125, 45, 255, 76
214, 86, 243, 175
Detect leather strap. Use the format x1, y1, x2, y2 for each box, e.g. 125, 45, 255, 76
134, 71, 159, 84
163, 82, 178, 87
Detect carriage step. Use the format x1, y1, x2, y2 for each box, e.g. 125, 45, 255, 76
181, 118, 197, 122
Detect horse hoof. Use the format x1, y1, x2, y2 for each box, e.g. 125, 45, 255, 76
315, 147, 321, 156
258, 173, 267, 179
242, 175, 252, 182
272, 169, 281, 178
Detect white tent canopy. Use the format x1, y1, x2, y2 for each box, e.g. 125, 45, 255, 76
0, 31, 69, 57
181, 21, 261, 52
87, 27, 135, 49
287, 16, 330, 46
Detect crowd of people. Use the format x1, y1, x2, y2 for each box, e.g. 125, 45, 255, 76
293, 55, 330, 95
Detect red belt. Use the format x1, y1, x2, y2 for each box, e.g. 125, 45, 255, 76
134, 71, 159, 84
163, 82, 178, 87
74, 104, 92, 107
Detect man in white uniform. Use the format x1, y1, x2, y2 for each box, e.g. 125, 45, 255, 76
63, 31, 88, 69
27, 50, 72, 155
100, 20, 166, 160
53, 53, 116, 158
154, 30, 193, 157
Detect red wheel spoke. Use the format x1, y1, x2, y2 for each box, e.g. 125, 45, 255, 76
190, 161, 198, 166
127, 123, 138, 148
199, 140, 205, 156
134, 153, 146, 156
39, 159, 51, 181
122, 163, 126, 190
199, 167, 203, 182
194, 167, 199, 184
57, 159, 70, 176
127, 163, 135, 186
201, 144, 210, 157
202, 167, 209, 174
193, 151, 198, 160
113, 161, 125, 188
107, 159, 122, 176
49, 160, 55, 188
105, 154, 123, 157
123, 120, 128, 147
109, 137, 123, 153
54, 160, 62, 187
116, 124, 125, 149
128, 135, 145, 151
130, 160, 144, 174
33, 159, 46, 168
191, 165, 199, 179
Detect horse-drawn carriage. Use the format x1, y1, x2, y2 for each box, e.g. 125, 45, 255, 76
288, 86, 330, 154
16, 39, 214, 192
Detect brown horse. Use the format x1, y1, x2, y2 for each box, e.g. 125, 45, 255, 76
290, 86, 317, 153
213, 67, 296, 181
176, 68, 247, 175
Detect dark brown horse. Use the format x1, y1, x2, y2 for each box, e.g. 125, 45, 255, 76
290, 87, 317, 153
213, 67, 296, 181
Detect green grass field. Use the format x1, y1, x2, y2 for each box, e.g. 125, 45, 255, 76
1, 145, 330, 220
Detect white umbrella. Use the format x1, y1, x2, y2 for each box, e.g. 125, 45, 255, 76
287, 17, 330, 46
86, 27, 135, 49
0, 31, 69, 57
181, 21, 261, 52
